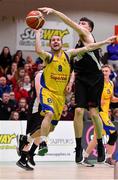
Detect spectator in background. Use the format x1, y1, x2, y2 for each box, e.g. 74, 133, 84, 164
22, 75, 32, 93
0, 46, 12, 75
0, 76, 11, 98
16, 68, 26, 83
6, 62, 18, 88
0, 66, 3, 77
68, 95, 76, 113
60, 104, 73, 120
14, 50, 26, 68
9, 111, 20, 120
26, 55, 34, 68
107, 43, 118, 71
12, 54, 20, 67
9, 91, 18, 109
13, 81, 30, 102
17, 97, 28, 120
24, 63, 34, 78
0, 92, 16, 120
9, 91, 16, 101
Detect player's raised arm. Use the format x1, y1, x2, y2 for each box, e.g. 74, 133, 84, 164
38, 7, 89, 37
35, 29, 51, 63
67, 36, 117, 58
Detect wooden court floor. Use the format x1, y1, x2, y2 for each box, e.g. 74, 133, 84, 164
0, 161, 115, 180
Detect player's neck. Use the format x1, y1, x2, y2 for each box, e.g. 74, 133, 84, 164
105, 78, 109, 83
53, 49, 63, 57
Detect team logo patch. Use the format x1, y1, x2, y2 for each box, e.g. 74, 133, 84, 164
107, 89, 111, 94
58, 65, 62, 72
47, 98, 52, 103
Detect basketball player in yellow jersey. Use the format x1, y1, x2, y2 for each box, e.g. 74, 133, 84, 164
83, 64, 118, 165
34, 29, 116, 156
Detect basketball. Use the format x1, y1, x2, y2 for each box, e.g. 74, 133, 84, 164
26, 10, 45, 30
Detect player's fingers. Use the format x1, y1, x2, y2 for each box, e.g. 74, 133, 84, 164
38, 8, 45, 10
38, 8, 48, 12
38, 8, 52, 14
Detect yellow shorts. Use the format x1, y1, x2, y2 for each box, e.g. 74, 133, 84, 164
39, 87, 65, 122
99, 111, 116, 135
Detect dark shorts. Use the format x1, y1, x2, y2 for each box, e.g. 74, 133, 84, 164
26, 93, 43, 135
75, 71, 104, 110
26, 111, 43, 135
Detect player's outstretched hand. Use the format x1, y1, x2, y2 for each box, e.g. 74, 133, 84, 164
38, 7, 54, 15
105, 35, 117, 44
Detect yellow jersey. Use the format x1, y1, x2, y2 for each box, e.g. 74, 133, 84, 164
40, 50, 70, 95
100, 80, 115, 135
101, 80, 113, 113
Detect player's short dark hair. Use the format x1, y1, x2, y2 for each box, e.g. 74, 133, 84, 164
79, 17, 94, 31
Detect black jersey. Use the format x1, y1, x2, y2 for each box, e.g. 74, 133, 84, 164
73, 40, 102, 74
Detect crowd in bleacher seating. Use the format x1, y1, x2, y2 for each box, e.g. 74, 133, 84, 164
0, 45, 118, 121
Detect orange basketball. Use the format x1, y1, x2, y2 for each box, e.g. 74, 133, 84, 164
26, 10, 45, 30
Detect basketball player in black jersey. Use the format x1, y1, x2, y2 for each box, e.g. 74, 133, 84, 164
38, 7, 107, 165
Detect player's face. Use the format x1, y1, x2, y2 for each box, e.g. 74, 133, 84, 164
79, 21, 91, 32
102, 67, 111, 80
50, 36, 62, 51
